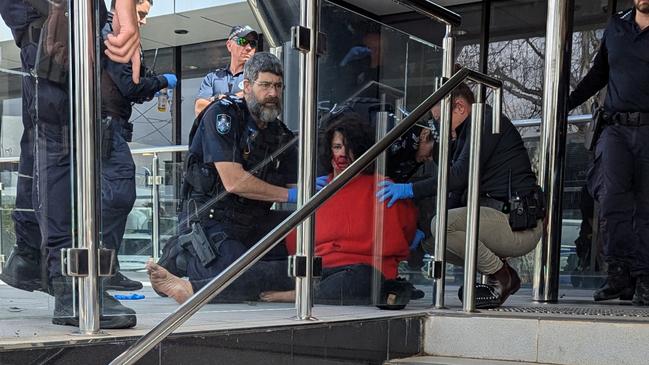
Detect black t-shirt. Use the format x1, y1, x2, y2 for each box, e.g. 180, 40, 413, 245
412, 106, 537, 204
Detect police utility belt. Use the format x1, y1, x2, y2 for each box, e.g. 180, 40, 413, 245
586, 109, 649, 151
479, 186, 546, 231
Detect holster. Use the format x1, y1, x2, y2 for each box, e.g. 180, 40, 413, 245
585, 105, 607, 151
178, 222, 226, 268
508, 186, 546, 231
100, 117, 114, 160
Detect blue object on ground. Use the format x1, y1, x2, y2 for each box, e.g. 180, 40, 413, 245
114, 293, 145, 300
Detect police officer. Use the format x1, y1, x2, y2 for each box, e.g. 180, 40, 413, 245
99, 0, 177, 291
376, 82, 544, 309
0, 0, 142, 329
194, 25, 258, 116
152, 52, 297, 303
568, 0, 649, 305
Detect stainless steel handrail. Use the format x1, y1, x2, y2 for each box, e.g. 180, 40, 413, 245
110, 67, 500, 365
393, 0, 462, 27
512, 114, 591, 128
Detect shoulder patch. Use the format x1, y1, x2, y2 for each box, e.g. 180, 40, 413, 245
216, 114, 232, 135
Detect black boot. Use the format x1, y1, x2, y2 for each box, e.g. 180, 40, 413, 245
593, 262, 635, 301
103, 271, 143, 291
0, 245, 45, 292
50, 276, 137, 329
632, 275, 649, 306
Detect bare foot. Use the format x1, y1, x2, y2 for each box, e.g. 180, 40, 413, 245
146, 259, 194, 304
259, 290, 296, 302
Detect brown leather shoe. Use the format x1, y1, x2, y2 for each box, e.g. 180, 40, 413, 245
485, 260, 521, 307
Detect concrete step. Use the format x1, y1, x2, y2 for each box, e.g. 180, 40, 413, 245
421, 307, 649, 365
386, 355, 552, 365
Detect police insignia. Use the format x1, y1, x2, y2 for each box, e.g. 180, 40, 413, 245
238, 80, 244, 90
216, 114, 231, 135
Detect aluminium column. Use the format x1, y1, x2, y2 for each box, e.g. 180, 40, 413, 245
295, 0, 319, 320
72, 0, 101, 333
533, 0, 574, 302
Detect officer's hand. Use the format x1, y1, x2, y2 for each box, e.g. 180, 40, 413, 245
410, 229, 425, 251
163, 74, 177, 89
315, 175, 329, 192
376, 180, 414, 208
105, 0, 141, 83
287, 188, 298, 204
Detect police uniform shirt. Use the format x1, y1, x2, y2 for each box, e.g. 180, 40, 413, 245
569, 8, 649, 113
196, 68, 245, 101
189, 98, 298, 186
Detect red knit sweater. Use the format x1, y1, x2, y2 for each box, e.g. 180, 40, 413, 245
286, 174, 418, 279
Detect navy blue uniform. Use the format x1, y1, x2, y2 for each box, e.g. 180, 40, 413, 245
569, 9, 649, 276
196, 67, 245, 101
178, 98, 297, 301
0, 2, 46, 260
99, 14, 168, 258
0, 1, 92, 276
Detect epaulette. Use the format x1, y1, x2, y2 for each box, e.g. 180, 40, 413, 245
618, 8, 633, 20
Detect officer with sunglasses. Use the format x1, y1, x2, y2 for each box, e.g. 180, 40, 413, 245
194, 25, 259, 116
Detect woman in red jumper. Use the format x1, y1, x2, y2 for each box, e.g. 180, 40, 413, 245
261, 113, 418, 305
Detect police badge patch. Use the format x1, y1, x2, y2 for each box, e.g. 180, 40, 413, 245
216, 114, 231, 135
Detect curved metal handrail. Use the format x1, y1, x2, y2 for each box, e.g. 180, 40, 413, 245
109, 67, 502, 365
393, 0, 462, 27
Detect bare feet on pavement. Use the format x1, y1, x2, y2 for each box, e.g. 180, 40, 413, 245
259, 290, 296, 302
146, 259, 194, 304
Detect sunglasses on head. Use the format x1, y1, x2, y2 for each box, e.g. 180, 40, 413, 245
235, 37, 258, 48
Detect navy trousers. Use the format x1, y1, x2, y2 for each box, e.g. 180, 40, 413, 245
184, 210, 292, 302
588, 124, 649, 276
100, 119, 136, 259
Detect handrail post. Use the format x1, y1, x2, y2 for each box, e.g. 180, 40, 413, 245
433, 24, 455, 309
72, 0, 101, 334
152, 153, 161, 261
295, 0, 319, 320
533, 0, 574, 303
462, 101, 485, 312
372, 111, 389, 304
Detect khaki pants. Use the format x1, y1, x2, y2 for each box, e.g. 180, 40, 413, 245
424, 207, 543, 275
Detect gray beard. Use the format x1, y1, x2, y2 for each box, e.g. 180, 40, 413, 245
247, 95, 281, 124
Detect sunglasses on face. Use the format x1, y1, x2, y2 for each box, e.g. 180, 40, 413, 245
235, 37, 258, 48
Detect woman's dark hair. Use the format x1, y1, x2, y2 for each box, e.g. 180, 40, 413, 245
319, 111, 375, 175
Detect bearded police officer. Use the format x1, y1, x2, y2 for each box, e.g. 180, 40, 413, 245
152, 52, 298, 303
568, 0, 649, 305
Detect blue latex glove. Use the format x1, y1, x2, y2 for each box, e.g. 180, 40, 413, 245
410, 229, 425, 251
339, 46, 371, 66
287, 187, 298, 204
163, 73, 177, 89
376, 180, 414, 208
315, 175, 328, 192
